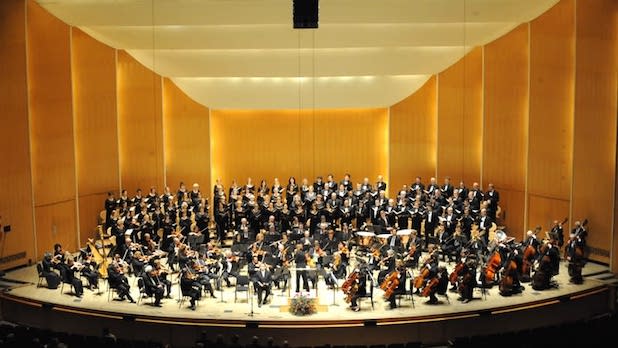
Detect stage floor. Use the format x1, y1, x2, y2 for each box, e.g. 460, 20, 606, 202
1, 260, 612, 324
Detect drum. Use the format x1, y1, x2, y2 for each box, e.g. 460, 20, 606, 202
397, 229, 412, 246
376, 233, 391, 245
356, 231, 375, 247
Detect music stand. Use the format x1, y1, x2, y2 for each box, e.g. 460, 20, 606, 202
406, 269, 415, 308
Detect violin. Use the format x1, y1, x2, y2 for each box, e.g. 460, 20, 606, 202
305, 252, 316, 267
381, 271, 400, 299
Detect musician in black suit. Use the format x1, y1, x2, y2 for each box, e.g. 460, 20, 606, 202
61, 259, 84, 297
477, 209, 493, 243
375, 175, 387, 193
41, 253, 61, 289
180, 270, 201, 310
142, 265, 164, 306
341, 173, 353, 192
565, 232, 586, 284
254, 263, 272, 307
107, 258, 135, 303
423, 204, 439, 243
375, 210, 393, 233
440, 177, 454, 198
572, 220, 588, 243
104, 192, 116, 230
294, 244, 310, 293
550, 219, 565, 247
385, 228, 402, 253
236, 217, 254, 243
409, 201, 424, 233
485, 183, 500, 220
411, 177, 424, 193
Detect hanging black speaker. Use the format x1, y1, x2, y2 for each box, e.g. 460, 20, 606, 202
293, 0, 319, 29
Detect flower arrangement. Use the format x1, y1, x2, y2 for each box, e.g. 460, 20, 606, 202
289, 294, 316, 316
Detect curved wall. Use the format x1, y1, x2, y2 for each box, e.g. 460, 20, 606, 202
0, 0, 616, 269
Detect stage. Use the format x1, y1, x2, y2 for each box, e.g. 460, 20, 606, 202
0, 261, 614, 347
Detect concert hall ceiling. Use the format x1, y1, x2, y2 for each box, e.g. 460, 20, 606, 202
37, 0, 558, 109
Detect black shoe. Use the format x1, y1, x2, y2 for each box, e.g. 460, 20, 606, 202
462, 298, 471, 304
211, 294, 217, 299
154, 302, 162, 307
352, 306, 360, 312
258, 302, 262, 308
190, 304, 196, 310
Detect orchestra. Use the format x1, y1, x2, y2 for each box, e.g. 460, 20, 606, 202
36, 174, 590, 314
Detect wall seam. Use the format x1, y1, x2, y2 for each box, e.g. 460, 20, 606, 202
480, 46, 485, 188
24, 0, 38, 261
569, 0, 577, 237
69, 26, 81, 247
523, 22, 531, 238
115, 49, 122, 193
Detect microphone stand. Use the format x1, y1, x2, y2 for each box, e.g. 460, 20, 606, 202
248, 283, 255, 317
330, 271, 339, 306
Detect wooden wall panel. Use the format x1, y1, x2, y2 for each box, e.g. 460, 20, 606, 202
77, 193, 107, 242
27, 0, 78, 256
27, 0, 75, 206
311, 109, 388, 185
527, 196, 570, 233
528, 0, 574, 201
572, 0, 617, 264
0, 0, 35, 269
483, 24, 529, 236
34, 201, 77, 257
71, 28, 119, 245
117, 50, 164, 193
437, 47, 483, 185
163, 78, 210, 194
389, 77, 437, 198
210, 109, 387, 191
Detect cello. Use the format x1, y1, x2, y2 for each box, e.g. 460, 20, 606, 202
449, 262, 465, 286
482, 250, 502, 285
498, 257, 518, 296
421, 277, 439, 297
521, 243, 537, 281
381, 271, 400, 299
342, 271, 360, 303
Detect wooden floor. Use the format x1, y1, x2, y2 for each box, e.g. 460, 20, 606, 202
2, 259, 611, 324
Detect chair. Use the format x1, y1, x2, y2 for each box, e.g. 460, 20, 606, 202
234, 275, 250, 303
106, 278, 118, 302
136, 278, 153, 305
59, 267, 74, 295
36, 263, 46, 288
178, 284, 200, 309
